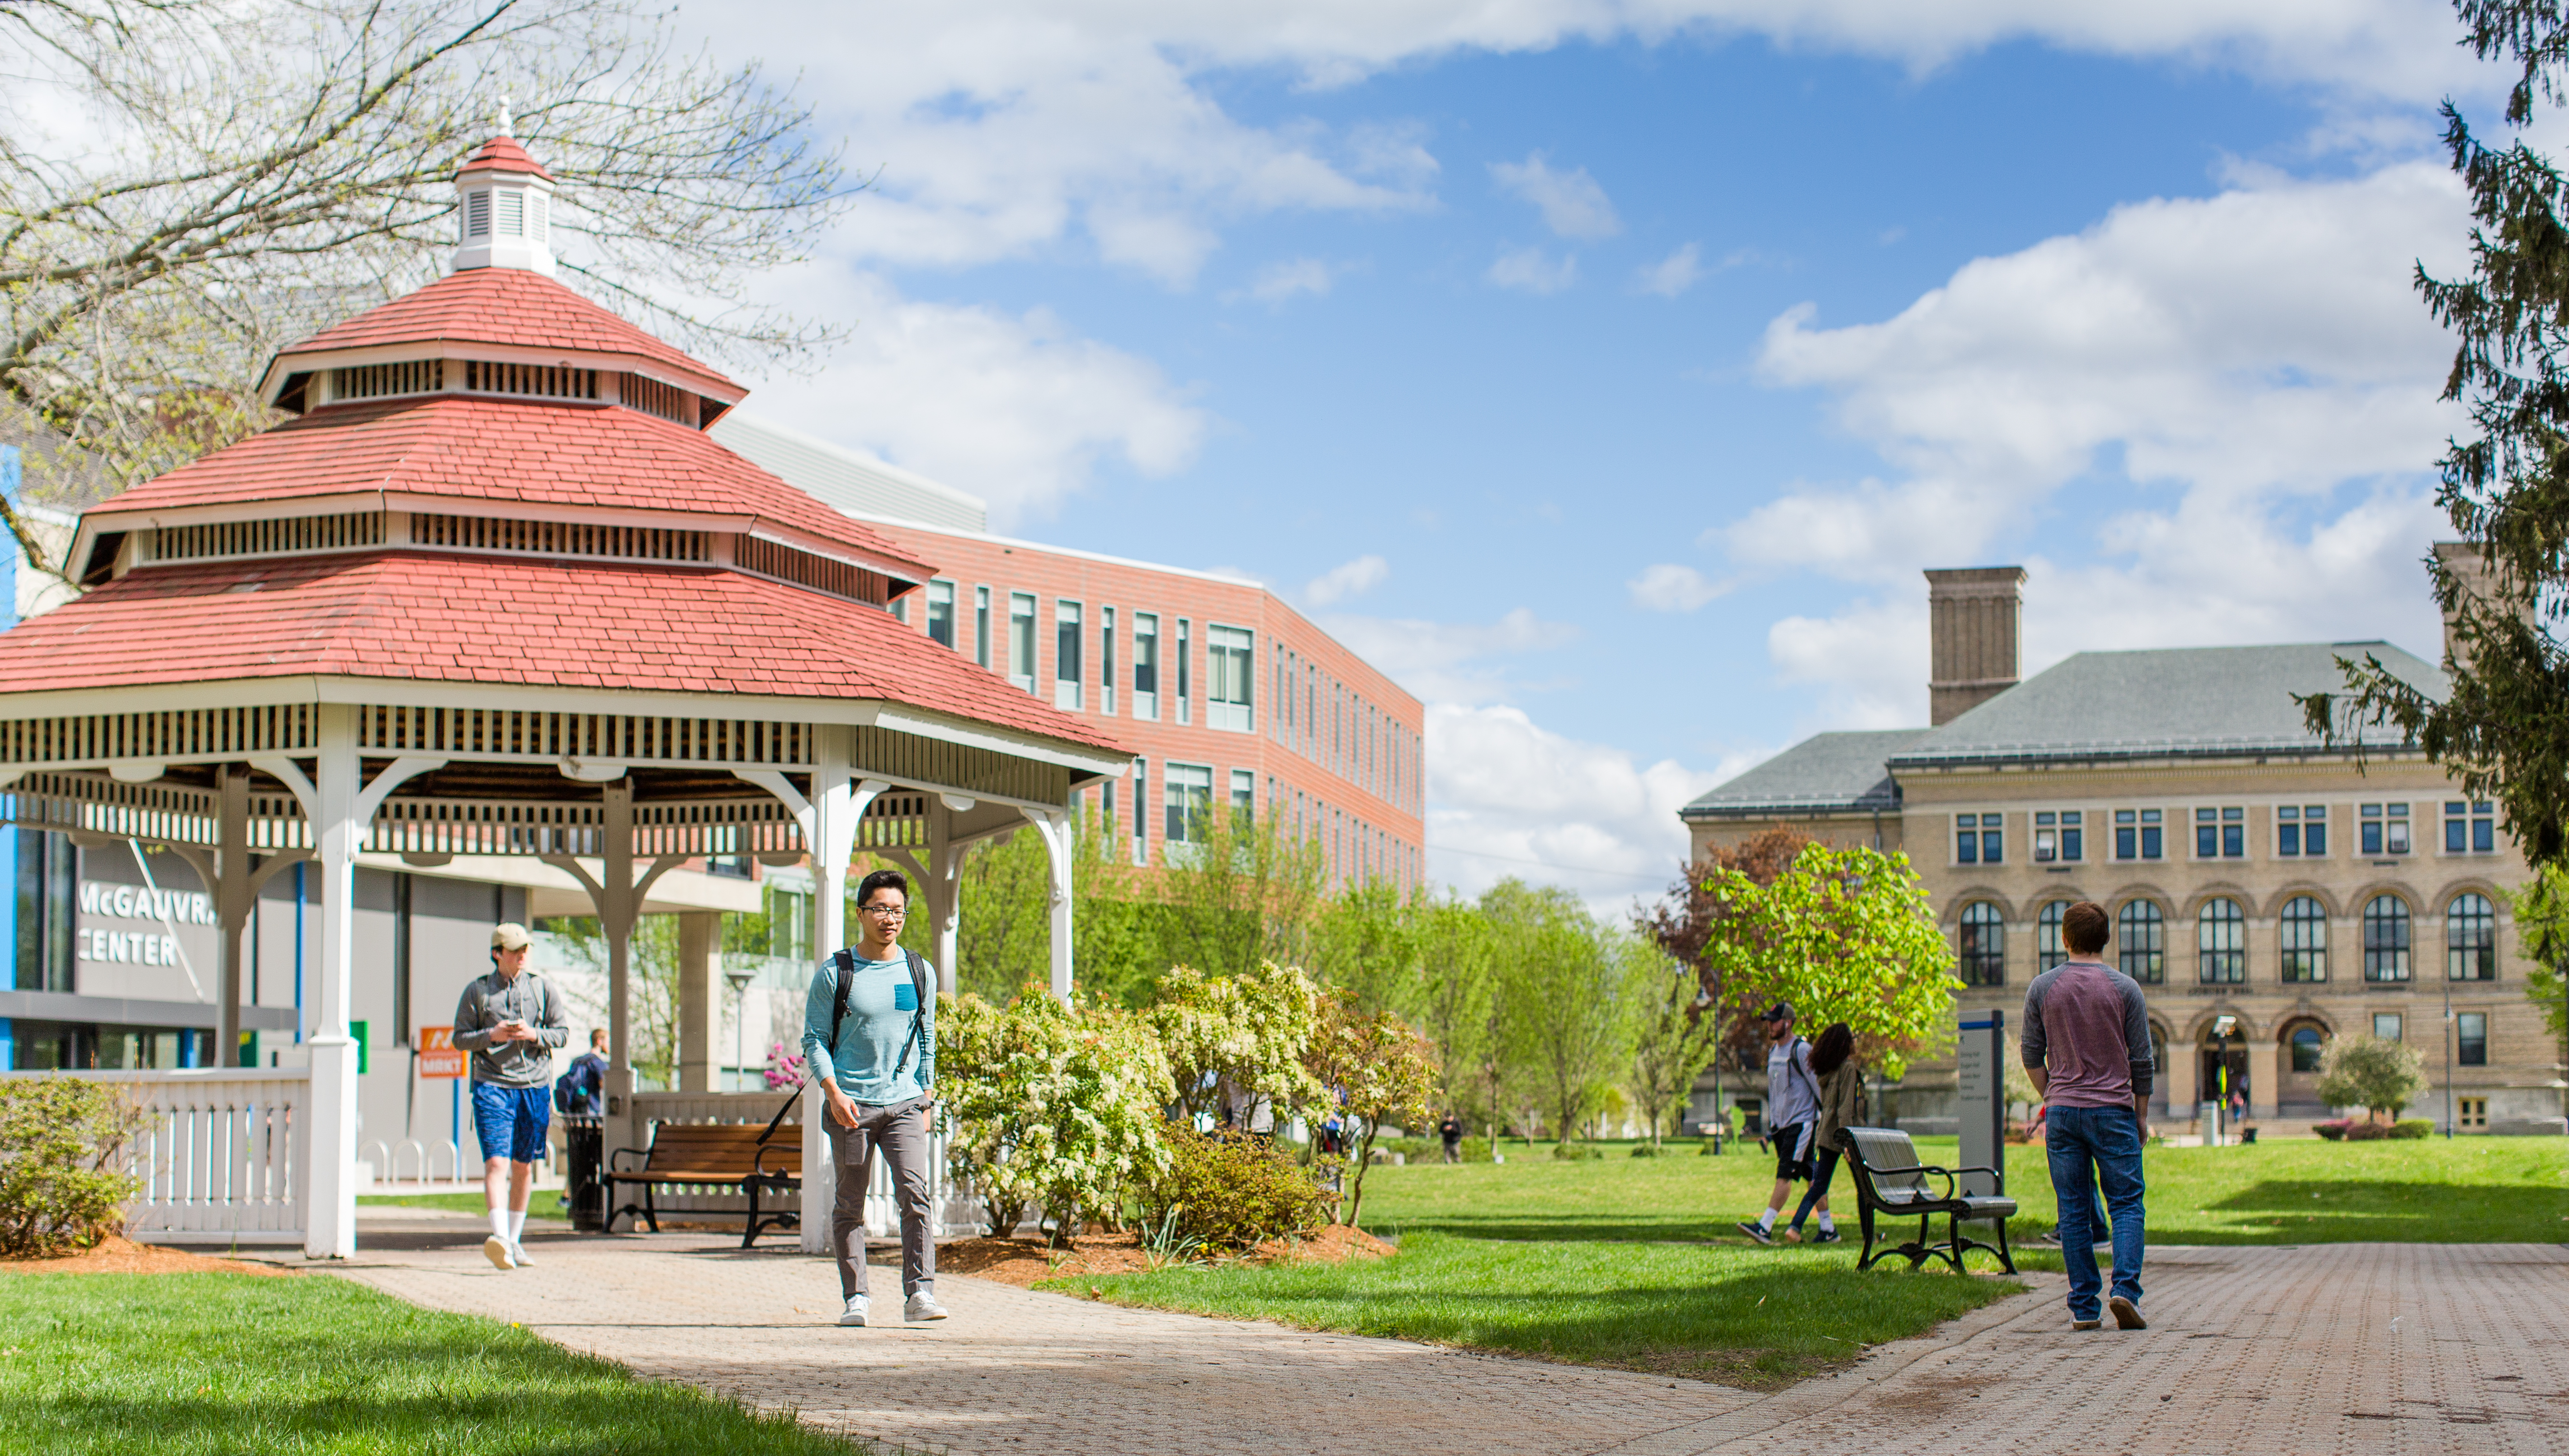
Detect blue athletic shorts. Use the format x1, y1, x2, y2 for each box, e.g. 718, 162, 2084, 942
470, 1081, 552, 1164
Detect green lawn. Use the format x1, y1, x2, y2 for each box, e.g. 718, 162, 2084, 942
0, 1274, 858, 1455
358, 1191, 570, 1218
1053, 1135, 2568, 1389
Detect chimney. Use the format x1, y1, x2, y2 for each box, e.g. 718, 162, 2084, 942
2432, 541, 2516, 672
1926, 566, 2026, 726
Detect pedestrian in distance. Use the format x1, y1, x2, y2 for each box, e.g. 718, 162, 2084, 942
2022, 900, 2152, 1331
553, 1028, 608, 1116
1439, 1112, 1464, 1164
802, 868, 946, 1328
1737, 1003, 1825, 1245
451, 923, 568, 1270
1781, 1021, 1860, 1244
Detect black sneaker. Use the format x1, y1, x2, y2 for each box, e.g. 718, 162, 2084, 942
1810, 1226, 1843, 1244
1736, 1220, 1776, 1245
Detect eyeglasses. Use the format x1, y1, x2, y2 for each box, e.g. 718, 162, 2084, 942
859, 903, 907, 918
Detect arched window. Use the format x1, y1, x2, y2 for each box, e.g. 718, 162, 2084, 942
2149, 1023, 2168, 1077
2289, 1024, 2326, 1074
1959, 902, 2007, 986
2447, 893, 2497, 981
2117, 900, 2165, 984
2280, 895, 2328, 983
2037, 900, 2071, 972
2362, 895, 2412, 982
2197, 898, 2246, 984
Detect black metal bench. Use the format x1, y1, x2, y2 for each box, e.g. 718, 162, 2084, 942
605, 1121, 801, 1248
1840, 1126, 2016, 1274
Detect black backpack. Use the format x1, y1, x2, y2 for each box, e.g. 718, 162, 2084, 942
760, 947, 931, 1145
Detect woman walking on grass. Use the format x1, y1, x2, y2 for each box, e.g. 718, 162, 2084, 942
1783, 1022, 1861, 1244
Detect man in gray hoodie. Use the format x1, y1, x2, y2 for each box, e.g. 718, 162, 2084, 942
452, 922, 567, 1270
2022, 900, 2153, 1331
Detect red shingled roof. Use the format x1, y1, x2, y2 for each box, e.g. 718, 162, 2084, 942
275, 269, 734, 390
0, 552, 1126, 755
97, 395, 930, 573
458, 134, 553, 181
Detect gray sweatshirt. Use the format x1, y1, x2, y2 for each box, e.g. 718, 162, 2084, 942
2020, 959, 2154, 1109
451, 969, 569, 1087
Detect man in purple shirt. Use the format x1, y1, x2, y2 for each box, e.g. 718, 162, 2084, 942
2021, 900, 2152, 1331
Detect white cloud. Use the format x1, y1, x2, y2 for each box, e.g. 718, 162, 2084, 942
1240, 257, 1338, 306
1721, 160, 2467, 723
732, 270, 1206, 528
1636, 242, 1704, 297
1304, 553, 1389, 605
1426, 703, 1745, 912
1489, 152, 1623, 239
1319, 606, 1579, 705
1487, 245, 1578, 294
1627, 562, 1732, 612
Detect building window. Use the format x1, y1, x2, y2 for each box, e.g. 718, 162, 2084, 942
2037, 900, 2071, 971
1208, 625, 1254, 732
1133, 613, 1160, 720
2114, 809, 2163, 861
2458, 1095, 2488, 1130
1101, 608, 1117, 716
1955, 813, 2002, 865
1230, 768, 1255, 827
1957, 902, 2006, 986
2034, 811, 2083, 863
2280, 895, 2328, 983
1054, 600, 1083, 711
2277, 804, 2329, 857
2362, 895, 2412, 982
2118, 900, 2165, 985
1131, 757, 1149, 866
1165, 763, 1212, 846
2196, 806, 2244, 858
2197, 898, 2247, 984
1008, 592, 1036, 694
2446, 892, 2497, 980
2359, 802, 2410, 857
2372, 1011, 2403, 1041
2444, 800, 2497, 854
2456, 1011, 2488, 1067
1176, 618, 1192, 726
16, 829, 76, 994
973, 585, 991, 669
924, 580, 955, 650
2289, 1025, 2326, 1073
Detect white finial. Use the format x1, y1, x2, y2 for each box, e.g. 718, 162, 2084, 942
494, 96, 512, 138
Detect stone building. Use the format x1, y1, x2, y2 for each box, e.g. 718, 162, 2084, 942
1681, 564, 2566, 1137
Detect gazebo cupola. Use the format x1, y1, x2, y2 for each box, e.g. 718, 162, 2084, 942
0, 132, 1128, 1261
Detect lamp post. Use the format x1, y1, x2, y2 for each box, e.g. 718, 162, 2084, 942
2442, 966, 2455, 1140
725, 967, 755, 1093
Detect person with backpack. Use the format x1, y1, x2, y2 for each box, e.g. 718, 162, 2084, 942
801, 867, 944, 1328
1781, 1022, 1860, 1244
1737, 1003, 1824, 1245
554, 1028, 608, 1116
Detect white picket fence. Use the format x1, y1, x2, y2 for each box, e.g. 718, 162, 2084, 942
5, 1068, 307, 1246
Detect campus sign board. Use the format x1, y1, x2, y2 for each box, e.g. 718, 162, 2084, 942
1955, 1012, 2006, 1201
417, 1027, 464, 1079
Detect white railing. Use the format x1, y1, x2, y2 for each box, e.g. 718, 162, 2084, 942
632, 1089, 981, 1236
3, 1069, 307, 1246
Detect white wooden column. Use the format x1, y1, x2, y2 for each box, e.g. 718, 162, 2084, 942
1025, 807, 1074, 1004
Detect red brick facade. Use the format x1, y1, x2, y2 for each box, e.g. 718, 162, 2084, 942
868, 521, 1425, 889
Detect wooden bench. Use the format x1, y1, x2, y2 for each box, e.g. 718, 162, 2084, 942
1840, 1126, 2017, 1274
606, 1121, 801, 1248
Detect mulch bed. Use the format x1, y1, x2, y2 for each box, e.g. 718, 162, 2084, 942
0, 1234, 291, 1277
935, 1222, 1395, 1289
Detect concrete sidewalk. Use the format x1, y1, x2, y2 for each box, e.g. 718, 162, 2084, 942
316, 1213, 2568, 1456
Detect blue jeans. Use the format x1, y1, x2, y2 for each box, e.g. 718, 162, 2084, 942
2045, 1103, 2144, 1320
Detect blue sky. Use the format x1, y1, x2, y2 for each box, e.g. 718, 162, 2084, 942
682, 2, 2505, 905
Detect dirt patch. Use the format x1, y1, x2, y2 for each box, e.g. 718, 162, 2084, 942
938, 1223, 1396, 1290
0, 1234, 291, 1277
1595, 1345, 1852, 1393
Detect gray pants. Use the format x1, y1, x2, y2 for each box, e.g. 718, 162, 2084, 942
826, 1097, 935, 1302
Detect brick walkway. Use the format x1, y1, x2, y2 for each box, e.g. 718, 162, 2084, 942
320, 1215, 2568, 1455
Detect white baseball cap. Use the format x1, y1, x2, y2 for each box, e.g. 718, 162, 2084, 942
491, 922, 533, 952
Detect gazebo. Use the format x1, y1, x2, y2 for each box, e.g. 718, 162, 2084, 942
0, 131, 1126, 1257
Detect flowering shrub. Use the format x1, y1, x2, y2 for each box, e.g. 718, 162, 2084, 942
1146, 963, 1323, 1124
762, 1041, 805, 1092
1137, 1121, 1333, 1249
0, 1079, 143, 1256
939, 985, 1174, 1244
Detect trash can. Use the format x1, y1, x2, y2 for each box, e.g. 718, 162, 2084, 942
562, 1115, 606, 1232
2240, 1126, 2258, 1145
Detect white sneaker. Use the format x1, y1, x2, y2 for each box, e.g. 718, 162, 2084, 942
507, 1241, 533, 1268
837, 1296, 869, 1327
482, 1235, 515, 1270
905, 1291, 949, 1322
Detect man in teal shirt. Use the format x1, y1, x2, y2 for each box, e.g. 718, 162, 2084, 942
801, 867, 944, 1327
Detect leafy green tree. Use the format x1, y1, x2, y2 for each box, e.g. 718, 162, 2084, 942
1143, 962, 1325, 1125
1305, 878, 1421, 1013
1403, 893, 1499, 1133
2503, 870, 2569, 1056
1156, 808, 1327, 978
1482, 879, 1634, 1147
2316, 1035, 2430, 1123
1626, 948, 1720, 1147
1696, 844, 1957, 1079
1303, 990, 1437, 1227
2299, 1, 2569, 867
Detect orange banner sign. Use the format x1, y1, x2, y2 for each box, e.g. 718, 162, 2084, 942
418, 1026, 465, 1079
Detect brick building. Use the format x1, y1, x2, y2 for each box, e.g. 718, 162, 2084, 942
1681, 563, 2567, 1138
713, 413, 1425, 889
